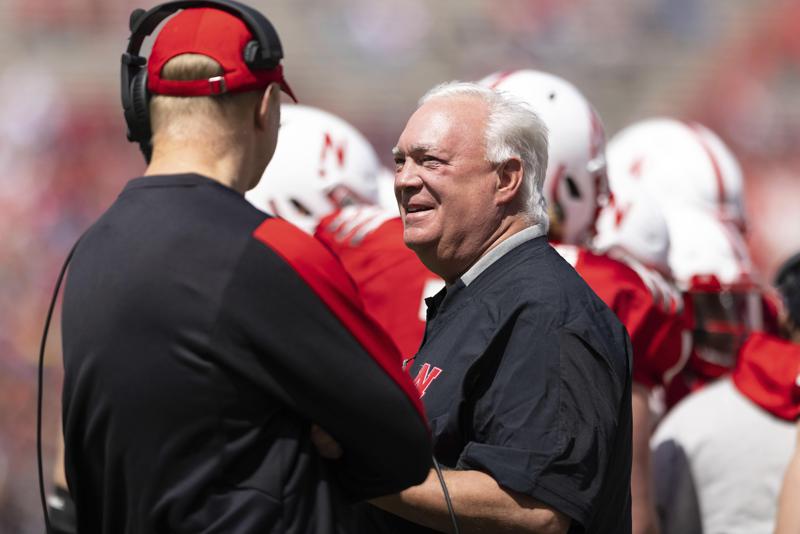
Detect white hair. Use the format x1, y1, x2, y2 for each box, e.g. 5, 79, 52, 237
419, 81, 549, 230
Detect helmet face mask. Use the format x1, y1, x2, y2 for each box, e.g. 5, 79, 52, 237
687, 277, 763, 369
670, 211, 759, 371
479, 69, 608, 245
246, 104, 382, 233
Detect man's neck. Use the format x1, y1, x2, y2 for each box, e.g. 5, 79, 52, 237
145, 139, 253, 194
441, 215, 536, 285
481, 216, 533, 260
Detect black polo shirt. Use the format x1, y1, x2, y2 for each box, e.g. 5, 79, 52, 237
365, 232, 632, 533
61, 173, 431, 534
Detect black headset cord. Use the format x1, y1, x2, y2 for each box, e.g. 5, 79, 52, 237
37, 238, 80, 534
403, 361, 458, 533
432, 456, 460, 534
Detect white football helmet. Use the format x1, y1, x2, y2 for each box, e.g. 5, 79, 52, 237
667, 210, 755, 289
605, 118, 747, 231
375, 166, 400, 215
479, 69, 608, 245
246, 104, 382, 234
594, 183, 671, 276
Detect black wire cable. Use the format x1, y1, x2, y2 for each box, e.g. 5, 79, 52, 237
432, 456, 460, 534
37, 240, 79, 534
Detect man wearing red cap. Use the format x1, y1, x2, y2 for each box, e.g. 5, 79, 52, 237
59, 6, 431, 534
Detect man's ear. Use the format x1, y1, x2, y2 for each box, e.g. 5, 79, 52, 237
256, 82, 281, 131
495, 157, 524, 206
256, 83, 282, 170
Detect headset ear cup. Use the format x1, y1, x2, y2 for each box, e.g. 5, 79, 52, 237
129, 69, 151, 144
242, 40, 260, 67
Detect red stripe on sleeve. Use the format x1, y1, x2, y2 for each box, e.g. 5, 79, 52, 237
253, 217, 427, 422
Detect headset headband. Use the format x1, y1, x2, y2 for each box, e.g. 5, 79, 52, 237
125, 0, 283, 66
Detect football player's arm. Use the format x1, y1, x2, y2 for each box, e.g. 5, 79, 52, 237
775, 421, 800, 534
631, 383, 660, 534
622, 289, 686, 534
371, 468, 570, 534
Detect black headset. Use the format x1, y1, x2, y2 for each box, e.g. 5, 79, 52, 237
121, 0, 286, 161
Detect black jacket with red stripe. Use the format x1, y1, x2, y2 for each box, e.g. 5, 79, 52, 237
61, 173, 431, 534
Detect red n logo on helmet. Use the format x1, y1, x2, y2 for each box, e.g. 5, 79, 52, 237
319, 132, 347, 177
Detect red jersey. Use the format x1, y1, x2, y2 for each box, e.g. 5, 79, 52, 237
316, 205, 443, 359
555, 244, 690, 389
732, 332, 800, 421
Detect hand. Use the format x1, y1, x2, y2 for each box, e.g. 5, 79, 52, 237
322, 205, 395, 245
311, 424, 343, 459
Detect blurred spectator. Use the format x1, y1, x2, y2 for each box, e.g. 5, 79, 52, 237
0, 62, 141, 532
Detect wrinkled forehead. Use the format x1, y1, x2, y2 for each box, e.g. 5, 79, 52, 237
397, 96, 489, 156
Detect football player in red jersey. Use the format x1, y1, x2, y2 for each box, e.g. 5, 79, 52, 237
246, 104, 442, 361
480, 69, 689, 534
604, 118, 777, 407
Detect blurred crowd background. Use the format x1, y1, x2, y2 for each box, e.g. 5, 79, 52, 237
2, 0, 800, 531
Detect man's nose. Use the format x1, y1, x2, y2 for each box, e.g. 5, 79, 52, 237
394, 161, 423, 195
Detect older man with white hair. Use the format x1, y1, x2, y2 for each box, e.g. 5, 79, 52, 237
358, 82, 633, 533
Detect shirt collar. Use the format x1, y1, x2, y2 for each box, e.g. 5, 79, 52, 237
122, 173, 239, 192
457, 223, 546, 287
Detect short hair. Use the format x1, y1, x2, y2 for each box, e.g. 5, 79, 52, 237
776, 251, 800, 327
419, 81, 549, 230
149, 53, 260, 141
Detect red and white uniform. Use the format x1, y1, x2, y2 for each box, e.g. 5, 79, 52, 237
316, 205, 443, 359
555, 244, 690, 389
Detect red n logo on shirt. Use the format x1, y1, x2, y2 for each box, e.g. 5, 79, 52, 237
413, 363, 442, 398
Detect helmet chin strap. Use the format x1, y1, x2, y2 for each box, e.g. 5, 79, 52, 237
547, 203, 565, 243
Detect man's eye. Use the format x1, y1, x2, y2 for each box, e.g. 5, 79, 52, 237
394, 157, 405, 170
421, 156, 441, 168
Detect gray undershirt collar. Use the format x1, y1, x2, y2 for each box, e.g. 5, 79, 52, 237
457, 223, 546, 287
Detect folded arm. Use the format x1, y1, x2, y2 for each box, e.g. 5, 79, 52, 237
371, 468, 570, 534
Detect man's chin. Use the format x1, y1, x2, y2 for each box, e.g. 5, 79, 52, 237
402, 230, 434, 254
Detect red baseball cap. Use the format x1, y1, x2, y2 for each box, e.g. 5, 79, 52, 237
147, 7, 296, 101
